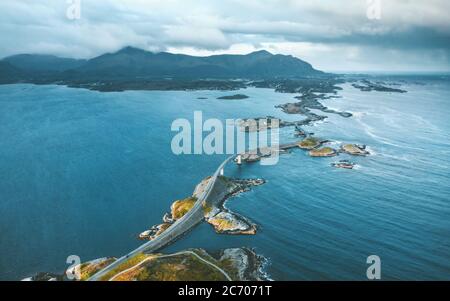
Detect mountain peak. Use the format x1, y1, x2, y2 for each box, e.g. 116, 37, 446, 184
247, 50, 272, 57
116, 46, 149, 55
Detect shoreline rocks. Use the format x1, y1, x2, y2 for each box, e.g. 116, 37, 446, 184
138, 176, 266, 240
207, 211, 257, 235
218, 248, 270, 281
204, 177, 265, 235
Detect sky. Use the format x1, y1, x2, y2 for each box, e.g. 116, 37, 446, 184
0, 0, 449, 72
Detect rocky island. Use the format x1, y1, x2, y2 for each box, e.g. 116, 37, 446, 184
341, 144, 370, 156
139, 176, 265, 239
217, 94, 249, 100
351, 79, 407, 93
298, 137, 324, 150
309, 147, 337, 157
203, 177, 265, 235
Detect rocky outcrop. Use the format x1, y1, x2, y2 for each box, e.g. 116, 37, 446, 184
138, 197, 197, 241
352, 79, 407, 93
275, 91, 352, 126
139, 223, 172, 240
298, 137, 323, 150
237, 116, 297, 132
138, 176, 265, 240
208, 211, 257, 235
217, 94, 249, 100
341, 144, 370, 156
219, 248, 269, 281
309, 147, 337, 157
203, 177, 265, 235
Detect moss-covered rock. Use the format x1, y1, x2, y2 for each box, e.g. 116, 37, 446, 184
171, 197, 197, 220
309, 147, 337, 157
207, 211, 257, 235
341, 144, 369, 156
298, 137, 321, 150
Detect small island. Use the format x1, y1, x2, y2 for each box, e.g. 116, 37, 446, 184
341, 144, 370, 156
298, 137, 323, 150
309, 147, 337, 157
352, 79, 407, 93
139, 176, 265, 239
217, 94, 249, 100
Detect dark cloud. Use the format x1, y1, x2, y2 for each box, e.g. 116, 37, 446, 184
0, 0, 449, 71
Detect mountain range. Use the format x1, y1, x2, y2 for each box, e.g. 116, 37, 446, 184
0, 47, 324, 84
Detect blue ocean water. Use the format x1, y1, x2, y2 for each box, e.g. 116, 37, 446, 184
0, 79, 449, 280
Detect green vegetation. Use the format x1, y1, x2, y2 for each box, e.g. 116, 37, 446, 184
99, 253, 149, 281
80, 258, 116, 281
208, 217, 235, 231
298, 137, 321, 149
309, 147, 336, 157
155, 223, 171, 236
134, 253, 229, 281
171, 197, 197, 220
341, 144, 369, 156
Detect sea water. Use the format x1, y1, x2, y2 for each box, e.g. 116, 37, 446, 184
0, 78, 449, 280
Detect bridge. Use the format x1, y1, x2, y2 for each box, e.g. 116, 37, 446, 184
88, 155, 235, 281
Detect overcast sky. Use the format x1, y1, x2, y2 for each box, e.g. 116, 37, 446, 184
1, 0, 449, 72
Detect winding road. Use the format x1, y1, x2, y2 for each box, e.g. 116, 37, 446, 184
109, 251, 232, 281
88, 155, 235, 281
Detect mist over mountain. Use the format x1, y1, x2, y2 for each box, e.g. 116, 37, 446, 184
1, 47, 324, 83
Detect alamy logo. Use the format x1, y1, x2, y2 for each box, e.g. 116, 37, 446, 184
366, 0, 381, 20
66, 255, 81, 280
366, 255, 381, 280
171, 111, 280, 165
66, 0, 81, 20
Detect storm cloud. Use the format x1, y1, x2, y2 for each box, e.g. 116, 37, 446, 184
0, 0, 449, 72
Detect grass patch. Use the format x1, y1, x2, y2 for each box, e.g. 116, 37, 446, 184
298, 137, 321, 149
135, 253, 229, 281
80, 258, 116, 281
309, 147, 336, 157
99, 253, 149, 281
209, 218, 235, 231
171, 197, 197, 220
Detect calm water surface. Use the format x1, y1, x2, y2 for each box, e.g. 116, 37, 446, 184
0, 79, 449, 280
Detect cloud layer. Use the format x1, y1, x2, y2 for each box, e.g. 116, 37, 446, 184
1, 0, 449, 72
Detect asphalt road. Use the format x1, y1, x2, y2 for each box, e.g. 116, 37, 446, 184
88, 155, 235, 281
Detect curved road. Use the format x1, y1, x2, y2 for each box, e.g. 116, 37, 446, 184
109, 251, 232, 281
88, 155, 235, 281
